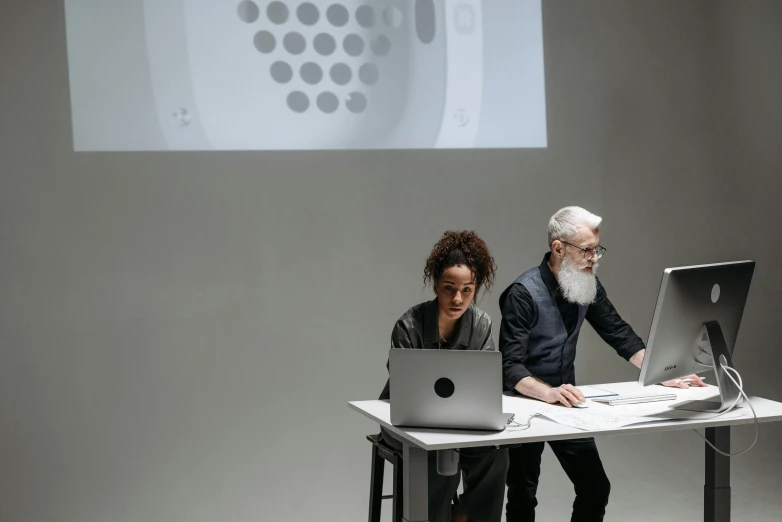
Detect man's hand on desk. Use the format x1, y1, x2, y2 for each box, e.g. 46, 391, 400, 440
543, 384, 587, 408
515, 377, 586, 408
660, 374, 708, 389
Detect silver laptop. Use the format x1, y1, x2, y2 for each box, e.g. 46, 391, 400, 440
389, 349, 513, 431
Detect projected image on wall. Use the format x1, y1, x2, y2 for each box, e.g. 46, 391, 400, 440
64, 1, 546, 151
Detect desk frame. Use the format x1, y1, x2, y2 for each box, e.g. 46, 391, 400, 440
349, 383, 782, 522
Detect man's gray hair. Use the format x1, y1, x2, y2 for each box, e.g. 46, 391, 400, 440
547, 206, 602, 247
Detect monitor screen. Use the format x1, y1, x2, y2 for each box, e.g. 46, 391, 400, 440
639, 260, 754, 411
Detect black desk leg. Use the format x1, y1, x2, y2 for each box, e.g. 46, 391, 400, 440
704, 426, 730, 522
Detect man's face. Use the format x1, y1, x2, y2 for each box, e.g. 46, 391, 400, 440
563, 227, 600, 272
555, 226, 601, 306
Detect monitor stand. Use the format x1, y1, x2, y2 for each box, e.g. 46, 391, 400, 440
673, 321, 742, 413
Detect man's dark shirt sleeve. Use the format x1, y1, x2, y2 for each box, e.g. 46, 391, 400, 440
586, 281, 645, 361
499, 284, 535, 391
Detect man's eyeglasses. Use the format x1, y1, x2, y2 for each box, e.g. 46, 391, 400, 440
560, 241, 607, 260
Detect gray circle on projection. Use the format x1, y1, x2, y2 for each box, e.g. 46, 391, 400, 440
371, 35, 391, 56
330, 63, 352, 85
382, 6, 403, 28
297, 2, 320, 25
358, 63, 379, 85
287, 91, 310, 113
300, 62, 323, 85
314, 33, 337, 55
267, 1, 289, 24
317, 92, 339, 113
253, 31, 276, 53
270, 61, 293, 83
171, 108, 191, 126
283, 32, 306, 54
326, 4, 350, 27
343, 34, 365, 56
711, 284, 720, 303
355, 5, 375, 27
346, 92, 367, 113
237, 1, 260, 23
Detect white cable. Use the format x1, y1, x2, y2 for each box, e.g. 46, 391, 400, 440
691, 364, 759, 457
694, 365, 744, 422
686, 352, 742, 422
506, 413, 541, 431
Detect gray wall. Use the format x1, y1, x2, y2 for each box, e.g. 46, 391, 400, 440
1, 1, 780, 521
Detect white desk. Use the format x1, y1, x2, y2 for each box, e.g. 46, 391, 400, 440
349, 382, 782, 522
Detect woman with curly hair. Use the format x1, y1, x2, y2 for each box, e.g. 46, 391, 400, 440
378, 230, 508, 522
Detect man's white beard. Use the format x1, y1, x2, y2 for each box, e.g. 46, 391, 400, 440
558, 257, 599, 306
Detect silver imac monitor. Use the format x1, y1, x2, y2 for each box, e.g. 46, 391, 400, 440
638, 260, 755, 412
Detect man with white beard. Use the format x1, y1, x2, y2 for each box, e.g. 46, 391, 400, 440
499, 206, 705, 522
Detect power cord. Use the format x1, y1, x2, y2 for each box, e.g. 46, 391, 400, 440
452, 413, 542, 456
506, 413, 541, 431
690, 363, 759, 457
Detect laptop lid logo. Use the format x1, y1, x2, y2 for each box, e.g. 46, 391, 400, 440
434, 378, 455, 398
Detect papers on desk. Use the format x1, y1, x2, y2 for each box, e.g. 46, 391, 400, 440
532, 402, 651, 431
531, 400, 747, 431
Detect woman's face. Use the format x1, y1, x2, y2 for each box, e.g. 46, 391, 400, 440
435, 265, 477, 320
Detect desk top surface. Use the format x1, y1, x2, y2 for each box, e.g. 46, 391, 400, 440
348, 382, 782, 450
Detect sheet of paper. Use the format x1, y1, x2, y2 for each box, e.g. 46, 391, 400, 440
534, 401, 747, 431
534, 403, 649, 430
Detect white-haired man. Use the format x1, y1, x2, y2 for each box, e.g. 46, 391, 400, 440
499, 206, 705, 522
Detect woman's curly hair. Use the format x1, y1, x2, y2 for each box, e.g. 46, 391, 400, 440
424, 230, 497, 298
